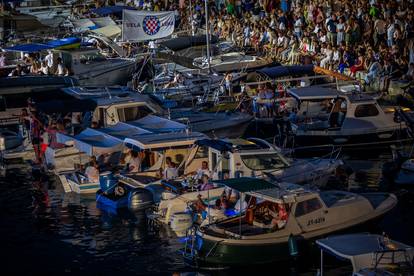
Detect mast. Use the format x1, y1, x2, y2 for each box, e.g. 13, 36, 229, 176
204, 0, 211, 72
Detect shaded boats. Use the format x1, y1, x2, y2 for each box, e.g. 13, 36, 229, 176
153, 138, 343, 229
49, 86, 252, 138
317, 233, 414, 275
183, 178, 397, 268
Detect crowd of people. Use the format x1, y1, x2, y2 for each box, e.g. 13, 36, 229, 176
196, 0, 414, 85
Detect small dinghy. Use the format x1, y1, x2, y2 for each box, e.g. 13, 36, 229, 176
96, 172, 154, 213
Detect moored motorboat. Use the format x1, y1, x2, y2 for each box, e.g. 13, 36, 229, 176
316, 233, 414, 275
183, 178, 397, 268
286, 87, 409, 149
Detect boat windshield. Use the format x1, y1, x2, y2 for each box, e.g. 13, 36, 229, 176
240, 153, 287, 170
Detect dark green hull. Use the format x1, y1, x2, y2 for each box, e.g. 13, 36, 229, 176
185, 215, 387, 269
188, 239, 293, 269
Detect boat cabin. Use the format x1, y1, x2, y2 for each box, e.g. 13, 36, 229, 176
60, 87, 163, 128
202, 178, 395, 238
183, 138, 290, 180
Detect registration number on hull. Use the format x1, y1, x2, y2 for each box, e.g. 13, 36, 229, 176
307, 217, 325, 226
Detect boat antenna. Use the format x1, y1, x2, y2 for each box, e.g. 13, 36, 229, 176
105, 87, 112, 99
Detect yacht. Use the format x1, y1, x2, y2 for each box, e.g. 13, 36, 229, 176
317, 233, 414, 275
287, 87, 408, 148
183, 178, 397, 268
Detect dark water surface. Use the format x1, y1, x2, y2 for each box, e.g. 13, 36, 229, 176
0, 148, 413, 276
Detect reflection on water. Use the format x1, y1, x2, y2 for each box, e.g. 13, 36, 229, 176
0, 147, 413, 275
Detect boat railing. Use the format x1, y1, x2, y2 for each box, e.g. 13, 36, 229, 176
372, 248, 414, 270
0, 116, 20, 126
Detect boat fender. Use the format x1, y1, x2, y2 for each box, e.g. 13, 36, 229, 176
288, 234, 299, 257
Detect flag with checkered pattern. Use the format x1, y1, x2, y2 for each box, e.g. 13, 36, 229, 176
122, 10, 175, 42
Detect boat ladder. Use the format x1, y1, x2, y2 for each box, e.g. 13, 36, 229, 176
372, 249, 413, 269
182, 227, 197, 260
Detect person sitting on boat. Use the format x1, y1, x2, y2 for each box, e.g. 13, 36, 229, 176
329, 98, 342, 128
85, 159, 100, 183
55, 57, 68, 76
128, 150, 141, 173
163, 157, 178, 180
0, 52, 6, 68
269, 204, 288, 230
39, 60, 49, 75
198, 174, 214, 191
193, 194, 207, 213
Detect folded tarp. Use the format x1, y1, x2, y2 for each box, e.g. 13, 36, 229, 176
90, 25, 121, 38
126, 115, 187, 133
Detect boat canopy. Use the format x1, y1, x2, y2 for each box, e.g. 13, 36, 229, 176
248, 183, 307, 204
195, 139, 233, 152
4, 37, 81, 53
57, 128, 123, 156
160, 35, 219, 52
257, 64, 315, 79
316, 233, 414, 273
288, 86, 340, 101
124, 131, 206, 151
4, 43, 53, 53
90, 25, 121, 38
127, 115, 187, 133
90, 17, 117, 28
97, 122, 151, 140
213, 177, 276, 193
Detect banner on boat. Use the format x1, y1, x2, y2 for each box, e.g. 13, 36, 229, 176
122, 10, 175, 42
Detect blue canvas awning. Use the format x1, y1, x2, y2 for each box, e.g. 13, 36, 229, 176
57, 128, 123, 156
126, 115, 187, 133
4, 43, 53, 53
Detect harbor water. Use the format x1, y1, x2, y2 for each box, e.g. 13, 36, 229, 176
1, 149, 413, 276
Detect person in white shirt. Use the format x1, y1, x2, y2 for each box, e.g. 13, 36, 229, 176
128, 151, 141, 173
0, 52, 6, 67
85, 159, 100, 183
163, 157, 178, 180
39, 60, 49, 75
45, 50, 54, 68
55, 57, 67, 76
192, 161, 211, 180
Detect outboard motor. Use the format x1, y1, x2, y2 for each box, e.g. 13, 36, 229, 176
129, 188, 153, 210
99, 171, 117, 194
